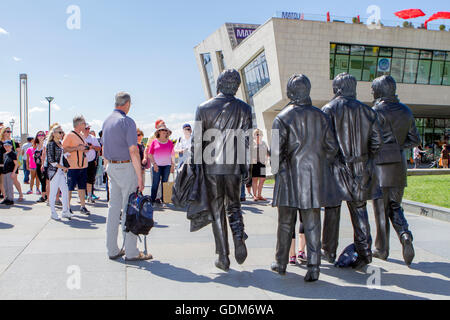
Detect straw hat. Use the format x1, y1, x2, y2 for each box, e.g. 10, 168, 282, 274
155, 123, 172, 137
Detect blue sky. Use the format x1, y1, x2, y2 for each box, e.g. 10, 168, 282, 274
0, 0, 448, 138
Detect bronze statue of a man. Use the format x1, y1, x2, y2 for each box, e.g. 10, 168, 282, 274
270, 74, 342, 282
322, 73, 383, 269
371, 75, 421, 265
191, 69, 253, 271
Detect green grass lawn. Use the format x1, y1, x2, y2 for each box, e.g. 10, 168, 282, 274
265, 175, 449, 208
404, 175, 450, 208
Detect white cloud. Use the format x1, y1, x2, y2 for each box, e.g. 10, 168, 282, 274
13, 56, 21, 62
29, 107, 46, 113
51, 103, 61, 111
0, 27, 8, 35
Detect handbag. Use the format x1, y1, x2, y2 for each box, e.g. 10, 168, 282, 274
375, 117, 402, 165
162, 173, 175, 204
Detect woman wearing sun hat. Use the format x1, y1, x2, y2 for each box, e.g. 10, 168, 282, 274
147, 123, 175, 204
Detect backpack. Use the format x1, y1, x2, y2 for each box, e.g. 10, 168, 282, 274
334, 244, 358, 268
125, 190, 154, 236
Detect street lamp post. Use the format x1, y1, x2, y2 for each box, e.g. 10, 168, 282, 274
9, 119, 15, 138
45, 97, 54, 131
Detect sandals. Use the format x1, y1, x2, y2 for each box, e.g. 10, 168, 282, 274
257, 196, 267, 201
125, 251, 153, 262
109, 249, 125, 260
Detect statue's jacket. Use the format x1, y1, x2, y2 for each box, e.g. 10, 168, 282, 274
322, 96, 383, 202
373, 98, 421, 188
271, 103, 343, 210
192, 93, 253, 176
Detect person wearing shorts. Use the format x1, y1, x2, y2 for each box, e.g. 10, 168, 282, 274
62, 116, 90, 215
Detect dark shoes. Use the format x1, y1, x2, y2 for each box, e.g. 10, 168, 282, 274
321, 250, 336, 264
0, 199, 14, 206
215, 255, 230, 271
352, 255, 372, 270
304, 266, 320, 282
80, 207, 91, 215
270, 262, 286, 275
233, 237, 248, 265
400, 233, 415, 266
36, 197, 47, 203
373, 249, 389, 261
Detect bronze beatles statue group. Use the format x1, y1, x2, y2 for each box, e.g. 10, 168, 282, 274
186, 69, 420, 283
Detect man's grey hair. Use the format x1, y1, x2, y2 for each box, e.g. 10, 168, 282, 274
73, 115, 86, 128
115, 92, 131, 107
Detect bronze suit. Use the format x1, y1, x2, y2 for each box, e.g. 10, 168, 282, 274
322, 95, 383, 264
192, 88, 253, 269
372, 97, 421, 261
272, 102, 341, 272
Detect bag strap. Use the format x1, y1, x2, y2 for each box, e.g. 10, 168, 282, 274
71, 131, 86, 168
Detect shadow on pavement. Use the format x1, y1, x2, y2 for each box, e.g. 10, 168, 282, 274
0, 222, 14, 229
60, 213, 105, 230
122, 260, 426, 299
241, 206, 264, 215
319, 261, 450, 297
389, 258, 450, 280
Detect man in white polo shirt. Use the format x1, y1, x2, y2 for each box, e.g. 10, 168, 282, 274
83, 124, 101, 203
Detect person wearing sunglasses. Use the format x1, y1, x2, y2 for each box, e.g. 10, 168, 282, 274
0, 127, 24, 202
47, 125, 71, 220
33, 131, 48, 203
174, 124, 192, 169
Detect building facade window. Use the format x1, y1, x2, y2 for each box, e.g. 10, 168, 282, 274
216, 51, 226, 72
242, 51, 270, 105
330, 43, 450, 86
410, 118, 450, 161
201, 53, 216, 98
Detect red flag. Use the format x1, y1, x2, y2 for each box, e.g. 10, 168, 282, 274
327, 12, 330, 22
425, 11, 450, 28
394, 9, 426, 19
357, 15, 360, 23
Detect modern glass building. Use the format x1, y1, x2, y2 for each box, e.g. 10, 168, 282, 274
195, 18, 450, 159
330, 43, 450, 85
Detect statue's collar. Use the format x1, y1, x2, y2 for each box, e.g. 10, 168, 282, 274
373, 96, 400, 105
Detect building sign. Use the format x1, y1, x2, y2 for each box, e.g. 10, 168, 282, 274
277, 11, 304, 20
378, 58, 391, 72
234, 28, 256, 40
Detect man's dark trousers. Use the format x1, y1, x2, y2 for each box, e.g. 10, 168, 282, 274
276, 207, 321, 268
205, 174, 245, 256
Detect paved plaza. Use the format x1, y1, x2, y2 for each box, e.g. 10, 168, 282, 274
0, 173, 449, 300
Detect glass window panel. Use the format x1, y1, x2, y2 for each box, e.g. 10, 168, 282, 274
365, 46, 379, 56
336, 44, 350, 54
433, 51, 446, 61
430, 60, 445, 85
379, 47, 393, 57
201, 53, 216, 97
393, 48, 406, 58
362, 56, 377, 81
330, 54, 335, 80
447, 52, 450, 61
351, 45, 365, 55
406, 49, 420, 59
403, 59, 418, 83
243, 51, 270, 103
391, 58, 405, 83
420, 50, 432, 59
443, 63, 450, 85
334, 54, 349, 77
377, 57, 391, 77
330, 43, 336, 54
435, 119, 445, 128
415, 118, 425, 127
417, 60, 431, 84
349, 55, 363, 80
